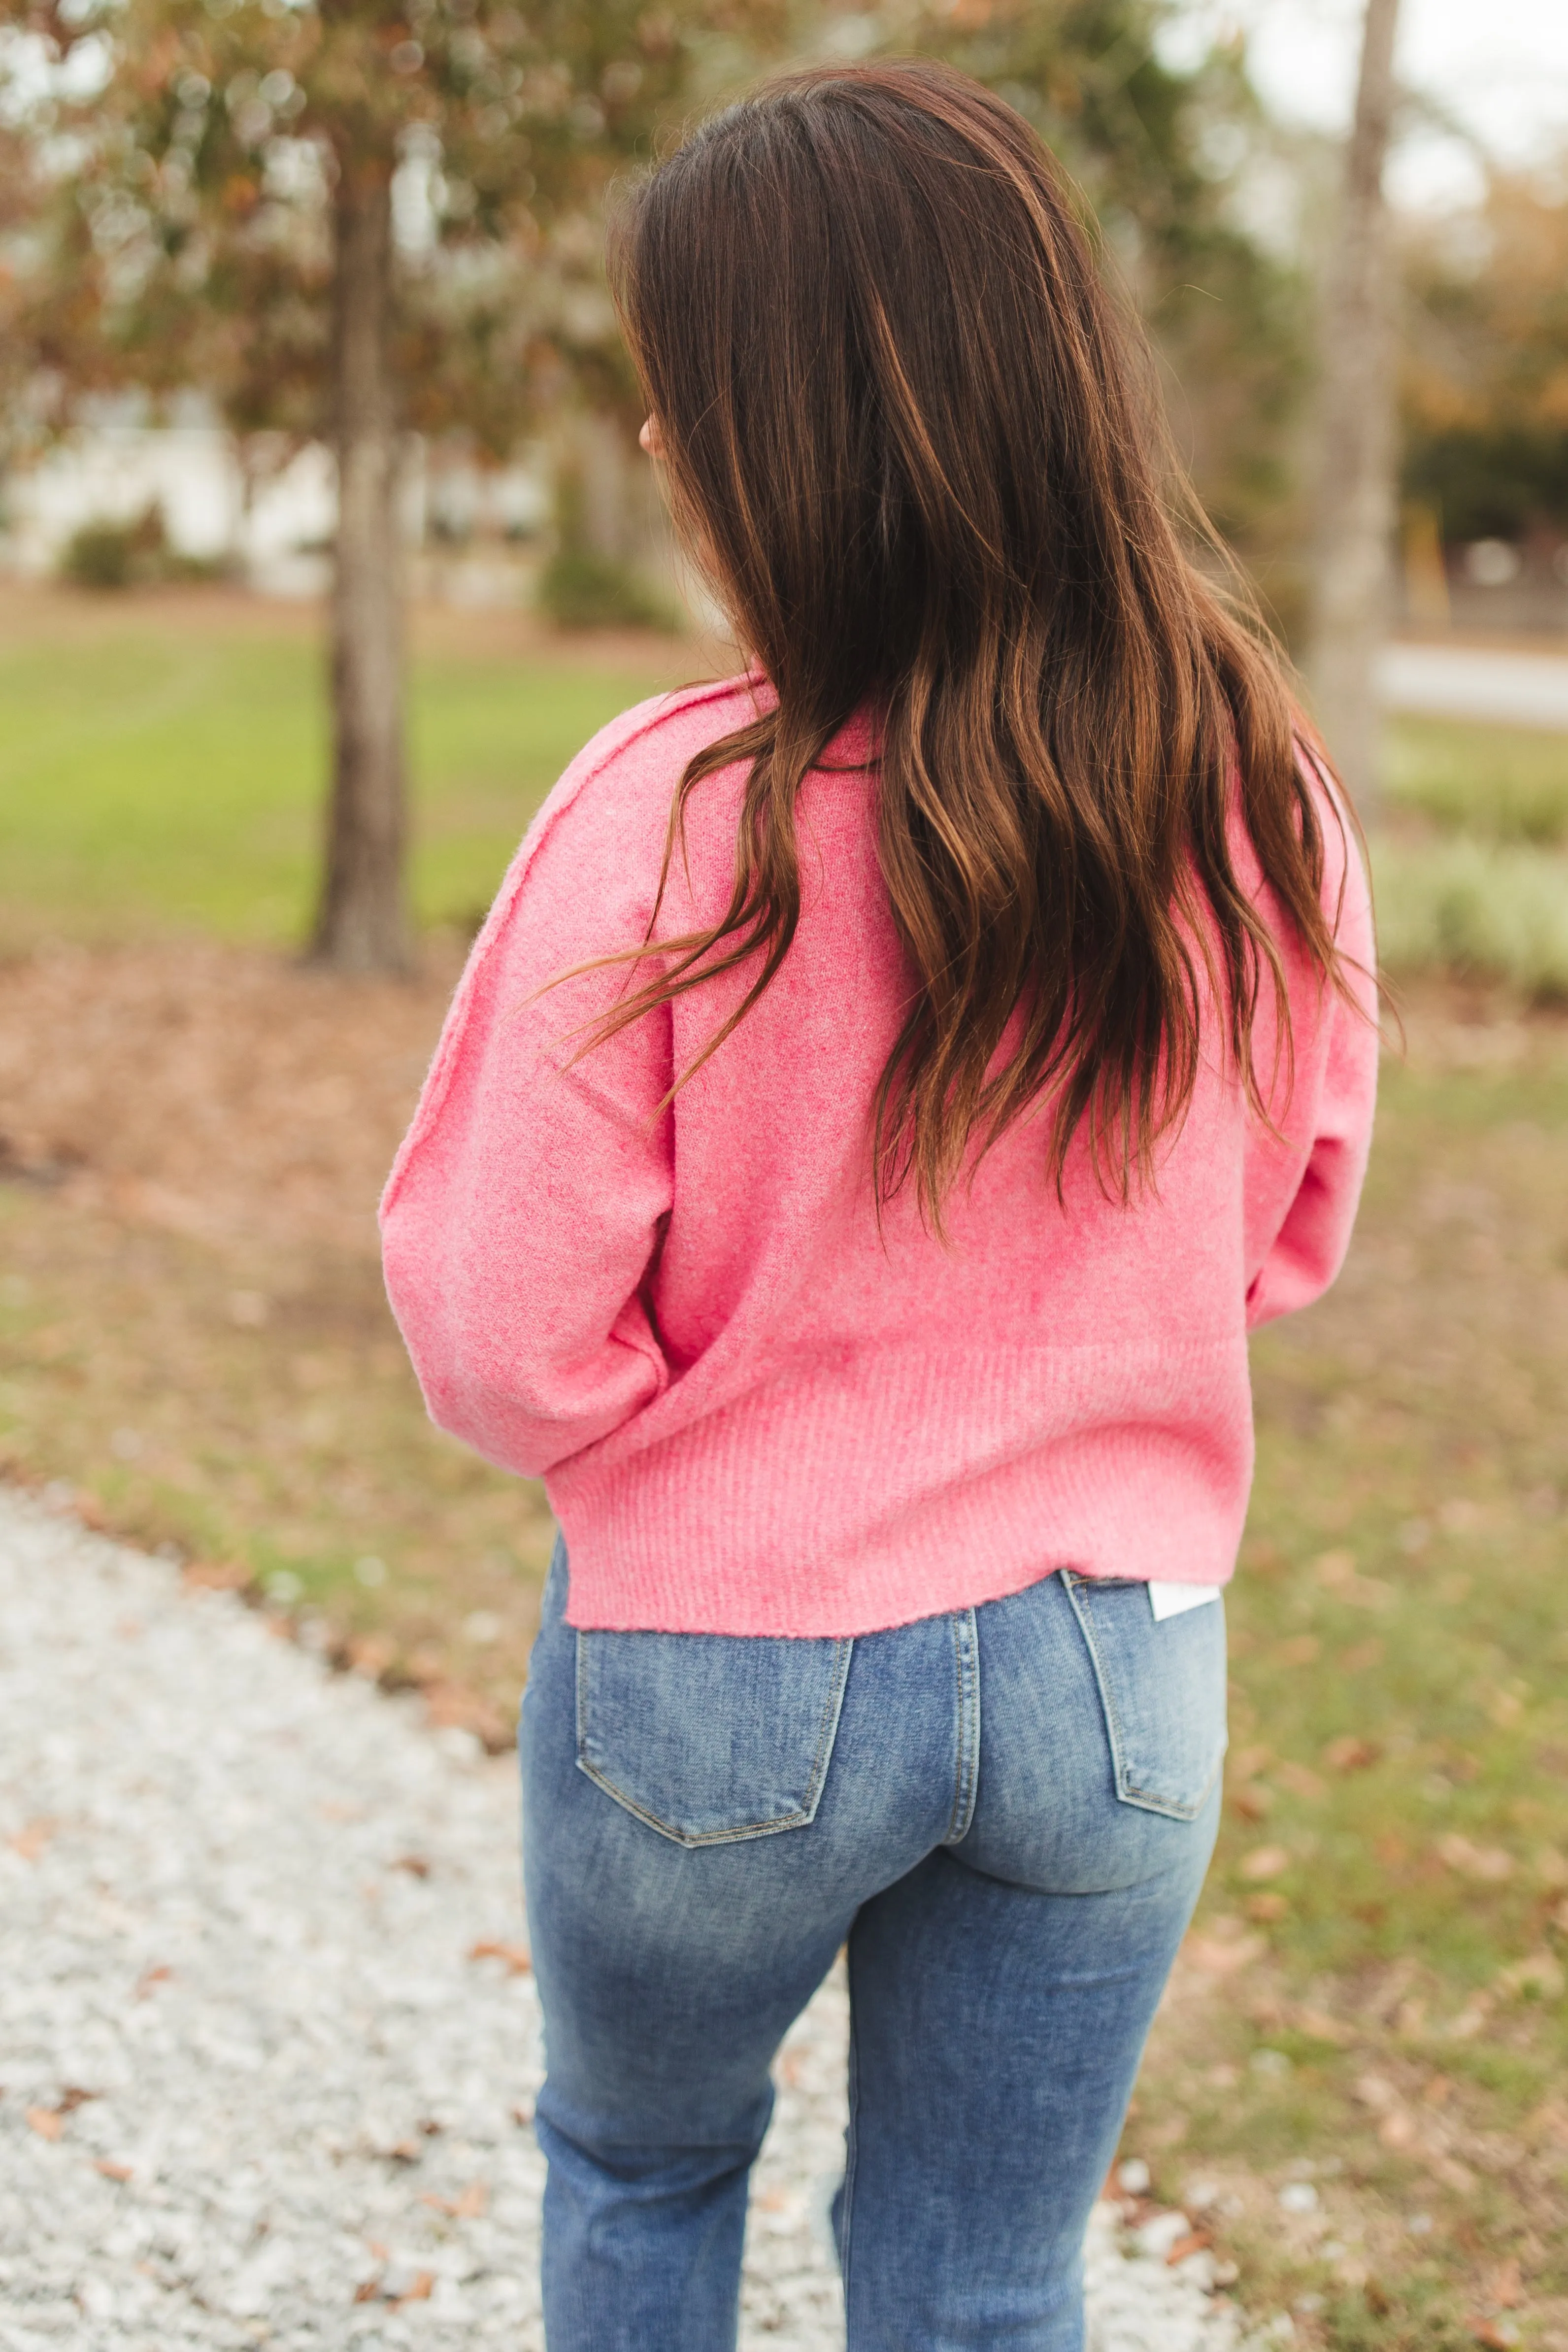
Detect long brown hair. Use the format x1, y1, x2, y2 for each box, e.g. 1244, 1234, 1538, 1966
596, 59, 1356, 1220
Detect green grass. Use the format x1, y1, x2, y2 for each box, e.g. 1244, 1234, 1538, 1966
1129, 1032, 1568, 2343
0, 609, 682, 947
1388, 715, 1568, 847
1375, 714, 1568, 1001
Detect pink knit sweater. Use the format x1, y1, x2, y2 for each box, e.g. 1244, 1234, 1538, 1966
381, 677, 1377, 1636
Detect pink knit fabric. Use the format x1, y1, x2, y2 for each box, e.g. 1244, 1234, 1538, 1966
381, 677, 1378, 1636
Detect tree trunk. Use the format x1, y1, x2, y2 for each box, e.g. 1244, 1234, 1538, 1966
1306, 0, 1403, 815
311, 149, 411, 974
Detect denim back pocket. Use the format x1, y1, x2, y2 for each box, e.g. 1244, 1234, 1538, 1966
1061, 1574, 1227, 1820
575, 1628, 854, 1848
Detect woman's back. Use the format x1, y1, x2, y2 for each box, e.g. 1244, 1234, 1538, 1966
381, 670, 1375, 1635
383, 59, 1381, 2352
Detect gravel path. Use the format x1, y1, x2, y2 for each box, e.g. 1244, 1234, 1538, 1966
0, 1491, 1262, 2351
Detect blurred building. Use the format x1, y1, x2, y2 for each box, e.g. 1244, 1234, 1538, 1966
0, 399, 553, 604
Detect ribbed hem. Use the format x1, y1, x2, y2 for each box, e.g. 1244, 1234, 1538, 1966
547, 1338, 1250, 1636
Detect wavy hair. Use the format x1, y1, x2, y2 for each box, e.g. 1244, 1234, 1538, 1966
590, 59, 1358, 1220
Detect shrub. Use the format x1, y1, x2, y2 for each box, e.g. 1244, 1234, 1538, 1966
59, 504, 231, 592
61, 517, 148, 590
536, 546, 674, 632
1371, 834, 1568, 998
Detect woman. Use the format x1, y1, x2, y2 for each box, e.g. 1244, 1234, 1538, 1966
382, 60, 1377, 2352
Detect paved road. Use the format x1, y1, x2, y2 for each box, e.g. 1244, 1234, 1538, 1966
1377, 641, 1568, 731
0, 1492, 1259, 2352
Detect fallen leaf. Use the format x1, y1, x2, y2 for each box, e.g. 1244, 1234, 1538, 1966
57, 2087, 98, 2114
95, 2159, 133, 2183
352, 2279, 382, 2305
468, 1939, 531, 1976
7, 1818, 56, 1860
1165, 2228, 1212, 2265
1232, 1784, 1272, 1821
1294, 2005, 1353, 2046
1185, 1930, 1265, 1976
134, 1965, 172, 2000
1239, 1845, 1291, 1882
1437, 1834, 1513, 1882
25, 2108, 63, 2141
394, 2272, 435, 2308
393, 1854, 430, 1879
1488, 2259, 1522, 2309
421, 2181, 487, 2218
181, 1558, 250, 1591
1468, 2318, 1520, 2350
1495, 1951, 1564, 2000
1324, 1735, 1382, 1773
1245, 1892, 1289, 1923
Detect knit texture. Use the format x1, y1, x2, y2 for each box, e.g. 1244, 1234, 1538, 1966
381, 678, 1378, 1635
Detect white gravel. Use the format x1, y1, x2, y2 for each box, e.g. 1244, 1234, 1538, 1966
0, 1490, 1264, 2350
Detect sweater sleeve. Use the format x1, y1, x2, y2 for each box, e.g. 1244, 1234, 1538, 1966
379, 723, 678, 1481
1243, 795, 1379, 1333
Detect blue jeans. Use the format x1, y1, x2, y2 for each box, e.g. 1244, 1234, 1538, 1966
519, 1545, 1225, 2351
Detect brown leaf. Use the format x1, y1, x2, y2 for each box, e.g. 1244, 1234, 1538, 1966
1184, 1928, 1265, 1976
1165, 2228, 1212, 2265
1294, 2004, 1353, 2046
95, 2159, 133, 2183
1239, 1845, 1290, 1882
353, 2279, 382, 2305
182, 1558, 250, 1591
394, 2272, 435, 2308
7, 1818, 56, 1860
134, 1964, 172, 1999
421, 2181, 488, 2219
1468, 2319, 1520, 2350
25, 2107, 63, 2141
1438, 1834, 1514, 1882
1324, 1735, 1382, 1773
468, 1939, 531, 1976
1231, 1784, 1272, 1821
393, 1855, 431, 1879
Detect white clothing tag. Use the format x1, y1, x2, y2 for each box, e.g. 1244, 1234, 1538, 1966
1147, 1579, 1223, 1622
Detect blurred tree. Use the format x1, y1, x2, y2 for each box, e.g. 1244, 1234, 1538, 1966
1304, 0, 1402, 812
1401, 161, 1568, 544
4, 0, 760, 970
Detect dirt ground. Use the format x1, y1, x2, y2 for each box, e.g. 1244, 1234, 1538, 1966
2, 938, 1567, 2348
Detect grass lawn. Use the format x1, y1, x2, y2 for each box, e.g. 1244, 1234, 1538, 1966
0, 587, 1566, 2345
0, 582, 688, 948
